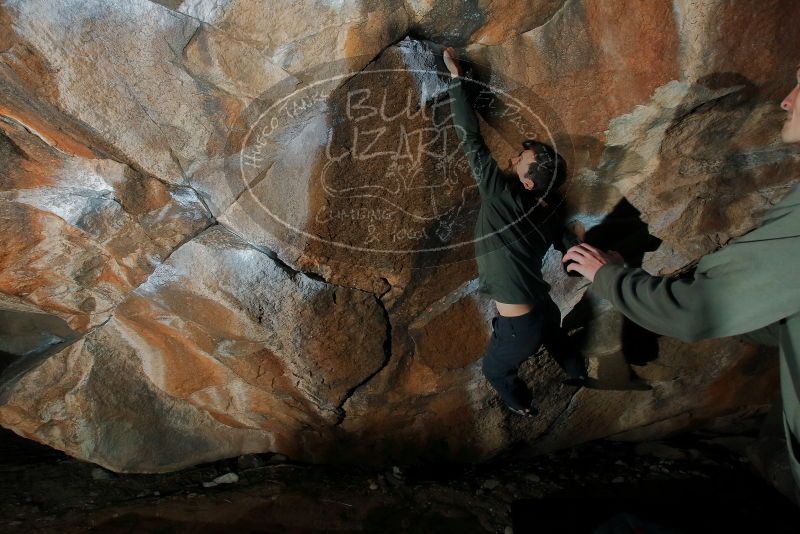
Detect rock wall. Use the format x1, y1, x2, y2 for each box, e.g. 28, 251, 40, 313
0, 0, 798, 472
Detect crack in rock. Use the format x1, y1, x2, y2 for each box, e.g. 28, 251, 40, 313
334, 294, 393, 426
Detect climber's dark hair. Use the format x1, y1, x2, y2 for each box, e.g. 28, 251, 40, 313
521, 139, 566, 198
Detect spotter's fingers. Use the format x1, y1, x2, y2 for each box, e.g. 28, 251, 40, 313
561, 250, 579, 264
563, 246, 592, 263
576, 242, 605, 256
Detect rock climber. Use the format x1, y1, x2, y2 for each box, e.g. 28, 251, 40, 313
562, 65, 800, 495
443, 47, 587, 417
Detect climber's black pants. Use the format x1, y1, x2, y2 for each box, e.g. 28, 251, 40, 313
481, 297, 585, 411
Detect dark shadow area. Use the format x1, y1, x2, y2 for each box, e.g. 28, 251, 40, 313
561, 199, 662, 391
583, 199, 663, 368
0, 308, 79, 376
406, 0, 486, 48
0, 349, 16, 377
582, 199, 662, 269
0, 426, 67, 466
1, 424, 797, 532
512, 475, 799, 533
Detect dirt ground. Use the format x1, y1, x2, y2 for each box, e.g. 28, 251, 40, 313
0, 427, 797, 533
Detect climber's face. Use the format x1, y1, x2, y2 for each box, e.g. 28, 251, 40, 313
780, 66, 800, 144
506, 149, 537, 190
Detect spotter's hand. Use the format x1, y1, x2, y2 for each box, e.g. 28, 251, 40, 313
562, 244, 624, 282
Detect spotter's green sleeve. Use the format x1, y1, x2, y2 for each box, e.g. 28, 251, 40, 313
593, 183, 800, 489
593, 185, 800, 342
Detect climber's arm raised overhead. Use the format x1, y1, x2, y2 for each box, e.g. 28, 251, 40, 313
443, 47, 506, 198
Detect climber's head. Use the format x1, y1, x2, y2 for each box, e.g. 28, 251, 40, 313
780, 65, 800, 143
506, 147, 537, 190
506, 139, 564, 196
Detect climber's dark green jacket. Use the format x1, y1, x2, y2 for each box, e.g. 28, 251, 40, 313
593, 182, 800, 487
447, 76, 563, 305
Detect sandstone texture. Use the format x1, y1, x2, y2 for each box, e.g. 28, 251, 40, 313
0, 0, 798, 472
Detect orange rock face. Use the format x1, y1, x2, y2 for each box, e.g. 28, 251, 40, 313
0, 0, 797, 471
